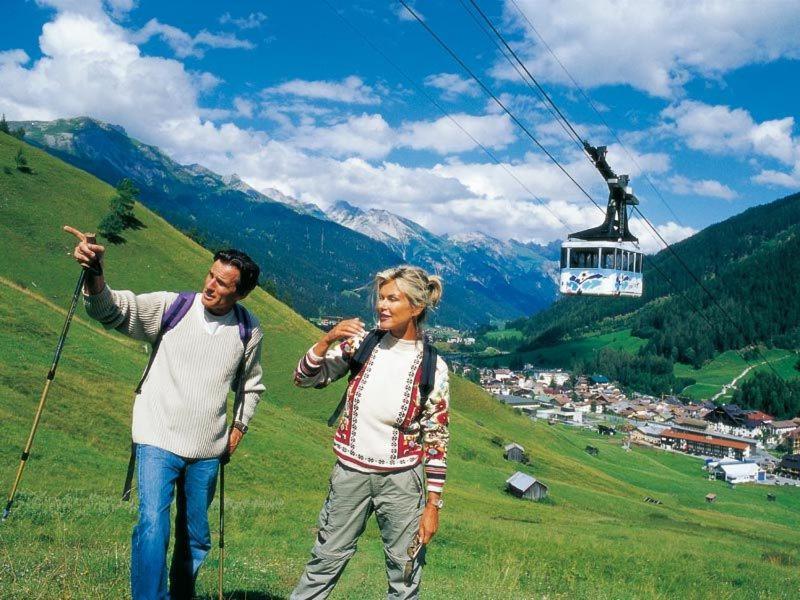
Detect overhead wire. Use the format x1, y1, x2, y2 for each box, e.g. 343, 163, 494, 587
400, 0, 790, 386
457, 0, 588, 159
320, 0, 577, 233
508, 0, 686, 227
397, 0, 606, 216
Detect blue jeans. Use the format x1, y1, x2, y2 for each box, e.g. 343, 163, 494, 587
131, 444, 219, 600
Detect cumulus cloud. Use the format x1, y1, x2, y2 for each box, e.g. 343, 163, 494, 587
279, 111, 518, 159
661, 100, 800, 188
631, 219, 698, 254
502, 0, 800, 97
423, 72, 479, 100
393, 2, 423, 22
36, 0, 135, 19
669, 175, 737, 200
288, 114, 395, 160
0, 11, 250, 159
130, 18, 255, 58
219, 12, 267, 30
398, 113, 516, 154
263, 76, 381, 105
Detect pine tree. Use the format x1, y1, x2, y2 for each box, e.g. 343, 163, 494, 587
0, 114, 9, 134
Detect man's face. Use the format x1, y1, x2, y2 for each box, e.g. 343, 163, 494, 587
201, 260, 242, 315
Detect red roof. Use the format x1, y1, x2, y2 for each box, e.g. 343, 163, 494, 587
660, 429, 749, 451
746, 410, 774, 422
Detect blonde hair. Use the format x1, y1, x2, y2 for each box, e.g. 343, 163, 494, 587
374, 265, 443, 326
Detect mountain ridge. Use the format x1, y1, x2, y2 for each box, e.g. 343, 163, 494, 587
16, 116, 559, 325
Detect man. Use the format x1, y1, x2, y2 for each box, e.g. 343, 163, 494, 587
66, 225, 265, 600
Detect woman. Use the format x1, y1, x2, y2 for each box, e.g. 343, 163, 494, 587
290, 266, 450, 600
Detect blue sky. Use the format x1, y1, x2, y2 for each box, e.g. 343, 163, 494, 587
2, 0, 800, 252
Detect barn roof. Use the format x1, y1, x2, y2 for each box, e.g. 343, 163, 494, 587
506, 471, 546, 493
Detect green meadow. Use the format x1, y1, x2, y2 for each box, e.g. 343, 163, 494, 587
2, 133, 800, 599
675, 349, 797, 401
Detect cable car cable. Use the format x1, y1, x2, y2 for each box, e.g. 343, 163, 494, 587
465, 0, 588, 151
506, 0, 686, 229
397, 0, 605, 215
319, 0, 572, 232
457, 0, 587, 154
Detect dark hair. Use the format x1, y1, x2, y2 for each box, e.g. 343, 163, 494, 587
213, 249, 260, 296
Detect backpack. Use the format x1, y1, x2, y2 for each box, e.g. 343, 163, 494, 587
326, 329, 439, 427
122, 292, 254, 501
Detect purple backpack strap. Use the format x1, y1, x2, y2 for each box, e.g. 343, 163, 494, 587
232, 303, 253, 347
162, 291, 195, 333
134, 292, 195, 394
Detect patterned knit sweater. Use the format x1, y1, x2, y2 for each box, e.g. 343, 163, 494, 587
294, 332, 450, 493
84, 285, 265, 459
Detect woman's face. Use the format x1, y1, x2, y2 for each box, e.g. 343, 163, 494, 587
377, 279, 421, 333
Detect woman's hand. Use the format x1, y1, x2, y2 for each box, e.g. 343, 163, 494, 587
312, 318, 365, 356
325, 318, 366, 344
418, 498, 440, 544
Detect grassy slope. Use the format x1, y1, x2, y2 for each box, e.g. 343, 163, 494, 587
675, 349, 798, 401
2, 134, 800, 599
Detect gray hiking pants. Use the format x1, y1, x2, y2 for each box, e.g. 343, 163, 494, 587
290, 461, 426, 600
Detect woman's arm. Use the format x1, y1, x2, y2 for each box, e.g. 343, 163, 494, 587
294, 318, 366, 388
418, 359, 450, 544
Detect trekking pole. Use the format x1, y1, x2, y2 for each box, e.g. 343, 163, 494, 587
3, 235, 95, 521
218, 461, 225, 600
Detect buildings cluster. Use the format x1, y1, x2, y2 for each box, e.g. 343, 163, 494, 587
473, 365, 800, 480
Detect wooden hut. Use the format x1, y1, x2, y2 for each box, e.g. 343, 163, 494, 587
504, 443, 526, 463
506, 472, 549, 501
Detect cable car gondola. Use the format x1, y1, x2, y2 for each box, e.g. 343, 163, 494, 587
559, 143, 643, 297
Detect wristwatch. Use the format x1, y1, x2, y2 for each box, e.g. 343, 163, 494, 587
232, 421, 248, 434
429, 498, 444, 510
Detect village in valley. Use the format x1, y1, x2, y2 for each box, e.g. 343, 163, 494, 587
450, 361, 800, 502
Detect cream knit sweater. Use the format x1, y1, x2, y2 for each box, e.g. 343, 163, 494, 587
85, 285, 265, 458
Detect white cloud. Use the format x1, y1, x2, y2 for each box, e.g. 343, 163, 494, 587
0, 50, 30, 67
0, 11, 249, 159
503, 0, 800, 97
233, 97, 254, 118
130, 18, 255, 58
393, 2, 423, 22
263, 76, 381, 105
219, 12, 267, 30
36, 0, 135, 19
661, 100, 800, 188
398, 113, 516, 154
631, 219, 697, 254
288, 113, 395, 160
423, 72, 479, 100
669, 175, 737, 200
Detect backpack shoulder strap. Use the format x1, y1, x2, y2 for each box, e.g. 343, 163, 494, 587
134, 292, 195, 394
326, 329, 386, 427
232, 303, 254, 348
348, 329, 386, 377
419, 341, 439, 402
161, 291, 195, 334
